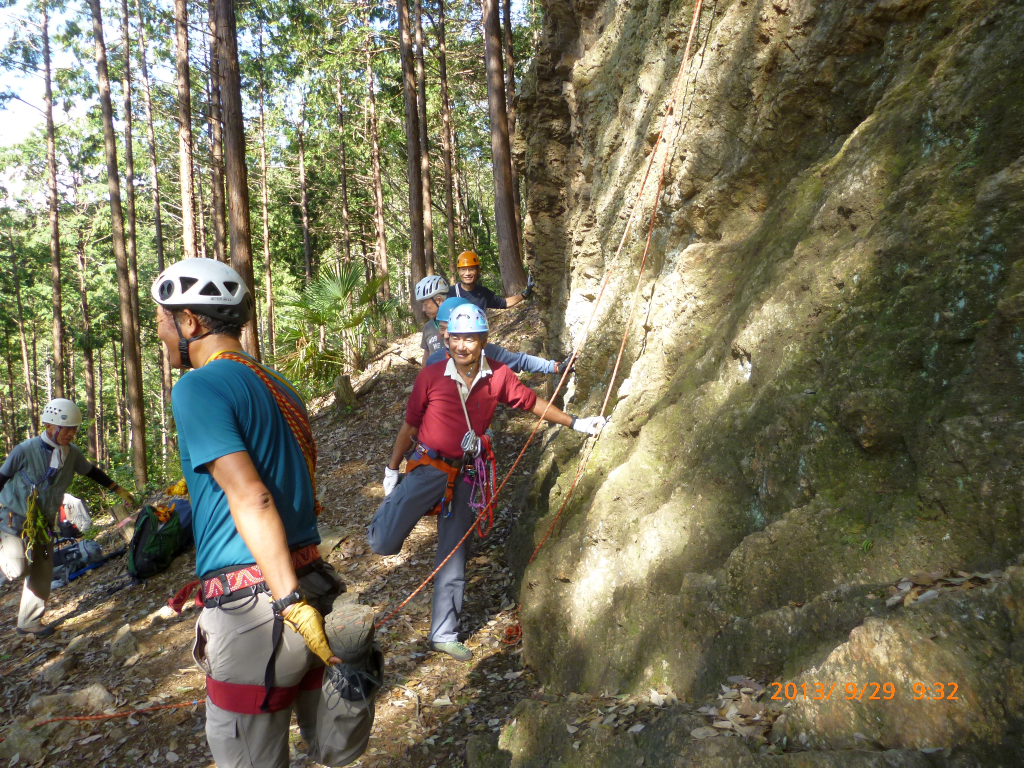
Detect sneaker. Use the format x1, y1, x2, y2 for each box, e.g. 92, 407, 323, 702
324, 598, 375, 663
427, 640, 473, 662
16, 625, 54, 638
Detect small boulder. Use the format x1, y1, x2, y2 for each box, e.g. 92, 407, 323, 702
40, 654, 77, 684
0, 721, 46, 763
28, 683, 114, 716
110, 623, 140, 659
65, 634, 91, 655
317, 525, 346, 559
69, 683, 115, 712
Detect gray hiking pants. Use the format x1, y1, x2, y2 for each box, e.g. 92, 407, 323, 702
367, 463, 474, 643
192, 566, 376, 768
0, 531, 53, 631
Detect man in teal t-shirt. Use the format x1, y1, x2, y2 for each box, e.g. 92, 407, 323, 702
172, 360, 319, 576
152, 258, 380, 768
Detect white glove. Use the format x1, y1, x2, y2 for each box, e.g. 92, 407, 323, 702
383, 467, 400, 496
571, 415, 606, 436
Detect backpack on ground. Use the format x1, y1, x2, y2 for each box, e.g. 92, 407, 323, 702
127, 500, 193, 580
51, 539, 106, 589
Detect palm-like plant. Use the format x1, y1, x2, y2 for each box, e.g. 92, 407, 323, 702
274, 262, 404, 394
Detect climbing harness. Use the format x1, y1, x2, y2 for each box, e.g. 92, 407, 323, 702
375, 0, 710, 631
405, 442, 462, 517
167, 542, 323, 612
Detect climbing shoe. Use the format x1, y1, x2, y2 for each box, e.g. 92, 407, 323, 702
325, 597, 375, 663
427, 640, 473, 662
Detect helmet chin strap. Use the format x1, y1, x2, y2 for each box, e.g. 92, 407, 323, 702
172, 315, 213, 369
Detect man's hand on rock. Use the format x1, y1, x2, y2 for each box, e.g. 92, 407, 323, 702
571, 415, 606, 437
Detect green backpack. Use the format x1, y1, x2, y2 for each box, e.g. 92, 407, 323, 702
127, 504, 193, 580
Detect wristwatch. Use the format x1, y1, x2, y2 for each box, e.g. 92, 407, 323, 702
270, 588, 303, 615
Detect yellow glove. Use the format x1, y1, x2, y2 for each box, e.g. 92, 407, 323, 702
166, 478, 189, 497
282, 599, 336, 665
114, 486, 136, 506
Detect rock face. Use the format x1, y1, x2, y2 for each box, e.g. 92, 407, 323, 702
509, 0, 1024, 760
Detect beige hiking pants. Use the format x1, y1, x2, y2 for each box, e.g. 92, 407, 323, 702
192, 568, 376, 768
0, 530, 53, 631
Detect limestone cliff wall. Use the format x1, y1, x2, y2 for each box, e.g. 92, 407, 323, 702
511, 0, 1024, 708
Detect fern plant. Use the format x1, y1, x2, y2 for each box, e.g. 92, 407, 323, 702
273, 263, 405, 395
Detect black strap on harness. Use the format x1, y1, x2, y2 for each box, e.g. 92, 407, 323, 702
261, 615, 285, 712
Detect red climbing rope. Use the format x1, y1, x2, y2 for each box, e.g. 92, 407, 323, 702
29, 700, 204, 730
375, 0, 709, 630
502, 622, 523, 646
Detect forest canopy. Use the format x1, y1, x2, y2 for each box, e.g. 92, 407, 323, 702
0, 0, 538, 495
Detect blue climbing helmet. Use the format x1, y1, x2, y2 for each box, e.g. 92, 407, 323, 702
437, 296, 471, 324
447, 304, 488, 335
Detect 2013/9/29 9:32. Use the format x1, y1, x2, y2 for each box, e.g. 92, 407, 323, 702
768, 681, 960, 701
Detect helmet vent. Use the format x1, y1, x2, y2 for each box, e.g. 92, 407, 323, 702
224, 281, 240, 295
179, 276, 198, 293
199, 282, 222, 296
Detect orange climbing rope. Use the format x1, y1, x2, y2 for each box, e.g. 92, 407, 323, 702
375, 0, 709, 630
28, 700, 204, 730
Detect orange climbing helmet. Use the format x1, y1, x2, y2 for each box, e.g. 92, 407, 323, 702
456, 250, 481, 269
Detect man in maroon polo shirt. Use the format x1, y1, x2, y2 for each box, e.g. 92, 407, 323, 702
367, 304, 604, 661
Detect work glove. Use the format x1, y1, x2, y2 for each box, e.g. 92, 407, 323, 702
521, 273, 535, 299
555, 354, 576, 376
461, 431, 482, 459
571, 415, 606, 436
282, 599, 337, 666
383, 467, 400, 497
114, 486, 136, 507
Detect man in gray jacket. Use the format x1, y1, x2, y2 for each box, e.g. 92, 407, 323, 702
0, 399, 135, 637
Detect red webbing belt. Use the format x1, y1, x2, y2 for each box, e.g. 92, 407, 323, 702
206, 667, 324, 715
406, 446, 460, 517
205, 351, 322, 517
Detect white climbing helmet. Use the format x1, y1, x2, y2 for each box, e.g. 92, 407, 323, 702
415, 275, 450, 302
40, 398, 83, 428
447, 304, 489, 335
151, 258, 253, 325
